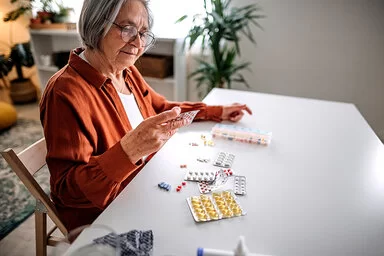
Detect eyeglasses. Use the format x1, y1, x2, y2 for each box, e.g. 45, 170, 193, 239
112, 22, 155, 48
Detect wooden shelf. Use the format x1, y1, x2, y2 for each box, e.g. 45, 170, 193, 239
30, 23, 76, 31
143, 76, 175, 84
37, 65, 59, 72
30, 29, 78, 36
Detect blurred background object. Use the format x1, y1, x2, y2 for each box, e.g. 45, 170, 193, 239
7, 42, 37, 103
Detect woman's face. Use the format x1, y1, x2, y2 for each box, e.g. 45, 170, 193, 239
100, 0, 149, 70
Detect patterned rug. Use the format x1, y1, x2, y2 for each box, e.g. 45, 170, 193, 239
0, 118, 49, 240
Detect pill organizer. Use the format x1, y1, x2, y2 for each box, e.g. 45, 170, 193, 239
186, 190, 246, 222
213, 151, 235, 168
211, 124, 272, 145
234, 175, 246, 195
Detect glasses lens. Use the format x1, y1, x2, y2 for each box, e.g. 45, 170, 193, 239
121, 26, 137, 43
141, 32, 155, 47
120, 25, 155, 48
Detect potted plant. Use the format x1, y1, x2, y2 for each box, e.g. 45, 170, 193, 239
2, 0, 32, 22
52, 2, 73, 23
36, 0, 55, 23
176, 0, 265, 98
4, 0, 55, 23
3, 42, 37, 103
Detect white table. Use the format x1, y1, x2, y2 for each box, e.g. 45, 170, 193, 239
67, 88, 384, 256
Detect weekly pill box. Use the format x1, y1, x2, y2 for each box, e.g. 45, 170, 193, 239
211, 124, 272, 145
186, 190, 246, 222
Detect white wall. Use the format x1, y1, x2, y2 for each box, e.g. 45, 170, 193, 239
225, 0, 384, 140
5, 0, 383, 139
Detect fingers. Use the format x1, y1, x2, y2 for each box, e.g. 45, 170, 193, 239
155, 108, 186, 140
243, 105, 252, 115
160, 128, 178, 141
230, 111, 240, 118
235, 104, 252, 115
159, 118, 184, 135
150, 107, 181, 125
227, 103, 252, 119
229, 111, 244, 122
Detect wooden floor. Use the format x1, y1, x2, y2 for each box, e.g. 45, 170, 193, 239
0, 101, 59, 256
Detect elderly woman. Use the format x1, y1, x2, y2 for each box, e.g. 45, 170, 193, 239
40, 0, 252, 231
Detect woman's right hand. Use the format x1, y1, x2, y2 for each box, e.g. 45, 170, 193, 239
120, 107, 185, 163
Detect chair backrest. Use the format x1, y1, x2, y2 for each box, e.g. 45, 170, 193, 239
1, 138, 68, 236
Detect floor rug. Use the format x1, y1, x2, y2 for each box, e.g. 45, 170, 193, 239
0, 118, 49, 240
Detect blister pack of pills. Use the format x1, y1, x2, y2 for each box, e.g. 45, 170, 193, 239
184, 170, 216, 182
197, 156, 210, 163
234, 175, 246, 195
186, 190, 246, 222
171, 110, 200, 127
213, 151, 235, 168
198, 169, 231, 194
211, 124, 272, 145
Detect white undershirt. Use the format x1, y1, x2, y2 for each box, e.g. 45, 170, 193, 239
117, 92, 144, 129
79, 51, 89, 63
117, 93, 147, 161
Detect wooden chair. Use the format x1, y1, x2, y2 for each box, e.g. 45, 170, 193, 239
1, 138, 68, 256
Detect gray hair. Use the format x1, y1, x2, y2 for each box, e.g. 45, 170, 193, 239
79, 0, 153, 50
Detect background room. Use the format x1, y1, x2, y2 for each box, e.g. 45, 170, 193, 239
0, 0, 383, 140
0, 0, 383, 255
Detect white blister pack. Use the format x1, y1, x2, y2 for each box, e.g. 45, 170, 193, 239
213, 151, 235, 168
234, 175, 246, 195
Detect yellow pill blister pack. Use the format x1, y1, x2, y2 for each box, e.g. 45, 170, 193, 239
186, 190, 246, 222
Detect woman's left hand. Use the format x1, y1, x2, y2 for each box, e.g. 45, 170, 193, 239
221, 103, 252, 122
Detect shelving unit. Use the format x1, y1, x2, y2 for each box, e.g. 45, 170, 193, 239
29, 29, 187, 101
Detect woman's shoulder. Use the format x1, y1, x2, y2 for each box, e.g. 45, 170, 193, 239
43, 65, 94, 101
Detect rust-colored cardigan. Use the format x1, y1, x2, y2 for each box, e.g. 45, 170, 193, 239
40, 48, 223, 231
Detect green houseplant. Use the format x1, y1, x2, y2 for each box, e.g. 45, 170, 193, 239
3, 0, 54, 22
7, 42, 38, 103
0, 42, 37, 103
52, 2, 73, 23
176, 0, 265, 98
3, 0, 71, 24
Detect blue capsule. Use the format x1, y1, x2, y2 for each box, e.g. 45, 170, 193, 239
158, 182, 171, 191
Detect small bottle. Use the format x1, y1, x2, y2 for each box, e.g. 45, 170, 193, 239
197, 247, 233, 256
197, 236, 270, 256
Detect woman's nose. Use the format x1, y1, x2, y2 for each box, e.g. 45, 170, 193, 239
130, 34, 143, 48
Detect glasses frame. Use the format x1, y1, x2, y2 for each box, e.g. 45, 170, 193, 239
112, 22, 155, 49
